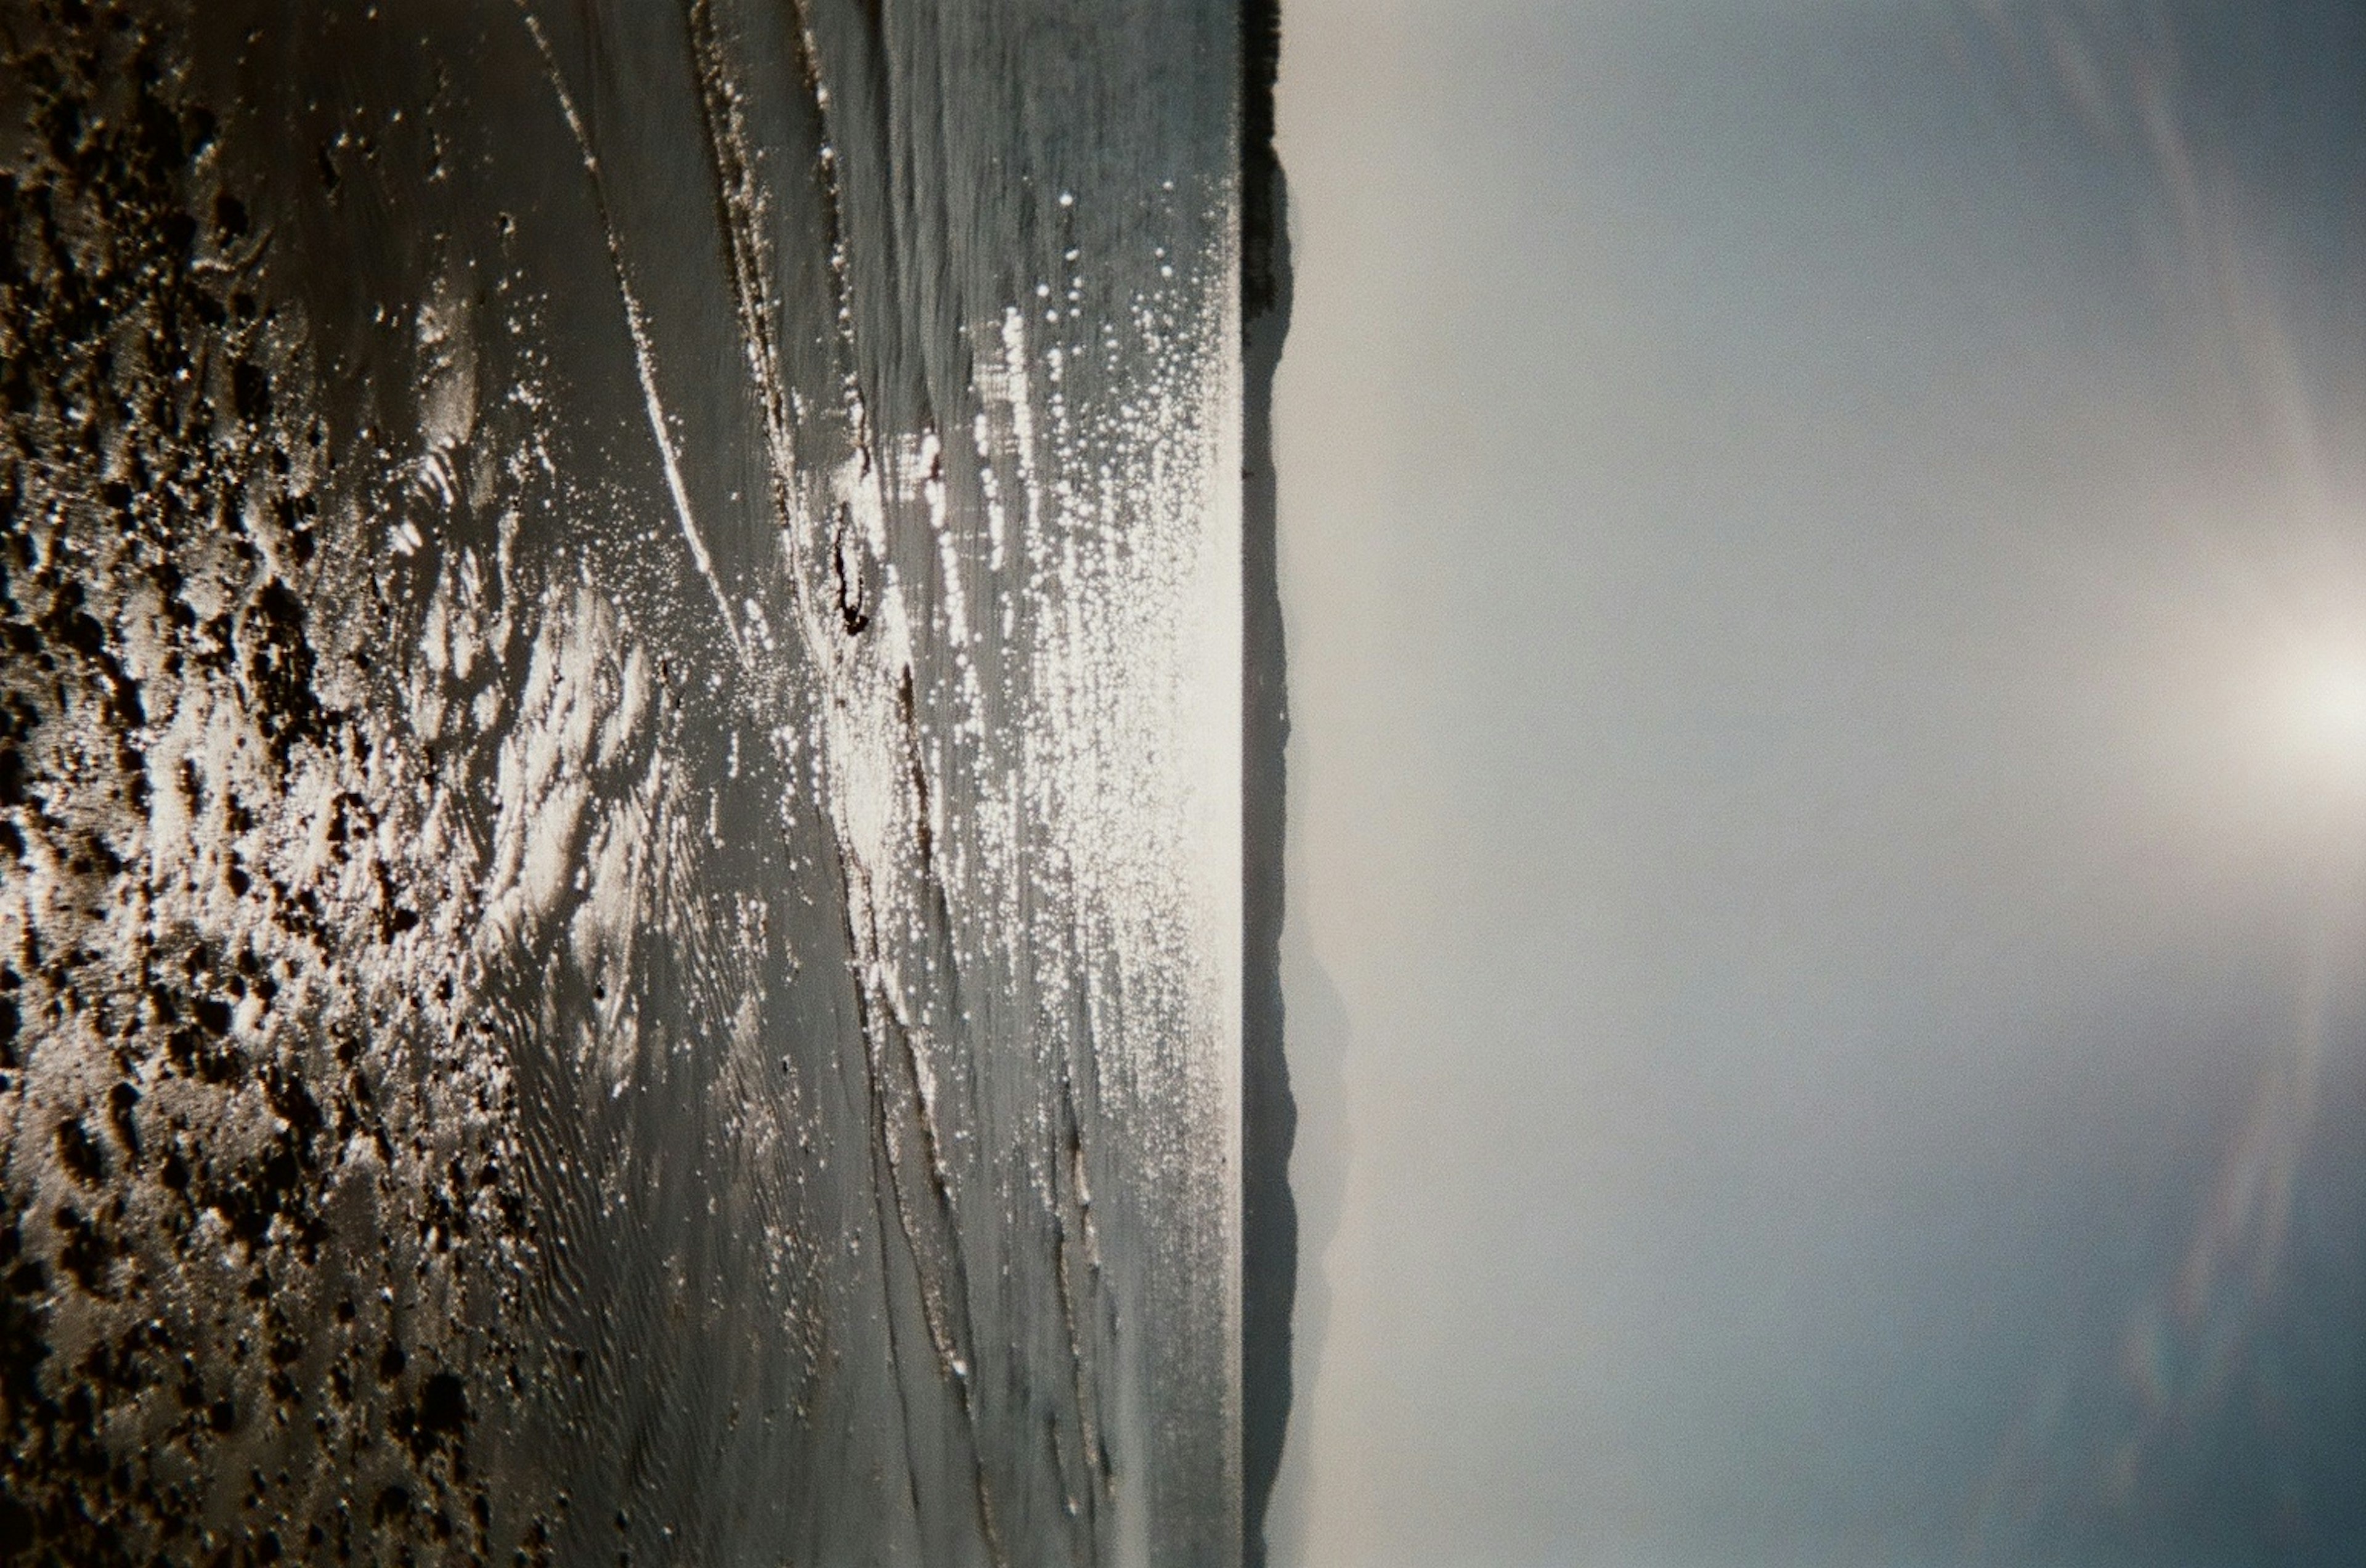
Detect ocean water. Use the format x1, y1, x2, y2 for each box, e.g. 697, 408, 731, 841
0, 3, 1241, 1564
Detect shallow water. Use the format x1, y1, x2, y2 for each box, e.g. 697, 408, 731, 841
0, 4, 1240, 1563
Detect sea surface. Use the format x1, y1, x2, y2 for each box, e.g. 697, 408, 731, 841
0, 4, 1242, 1563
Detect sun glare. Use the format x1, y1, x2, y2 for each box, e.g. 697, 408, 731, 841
2297, 657, 2366, 748
2271, 636, 2366, 786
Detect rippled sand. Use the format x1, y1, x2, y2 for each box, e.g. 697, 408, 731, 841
0, 4, 1240, 1562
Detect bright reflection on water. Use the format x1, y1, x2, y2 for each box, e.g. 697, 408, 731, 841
0, 4, 1239, 1564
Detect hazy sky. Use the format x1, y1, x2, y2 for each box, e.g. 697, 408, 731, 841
1271, 4, 2365, 1564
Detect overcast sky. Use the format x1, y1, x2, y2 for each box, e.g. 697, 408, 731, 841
1270, 4, 2366, 1564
